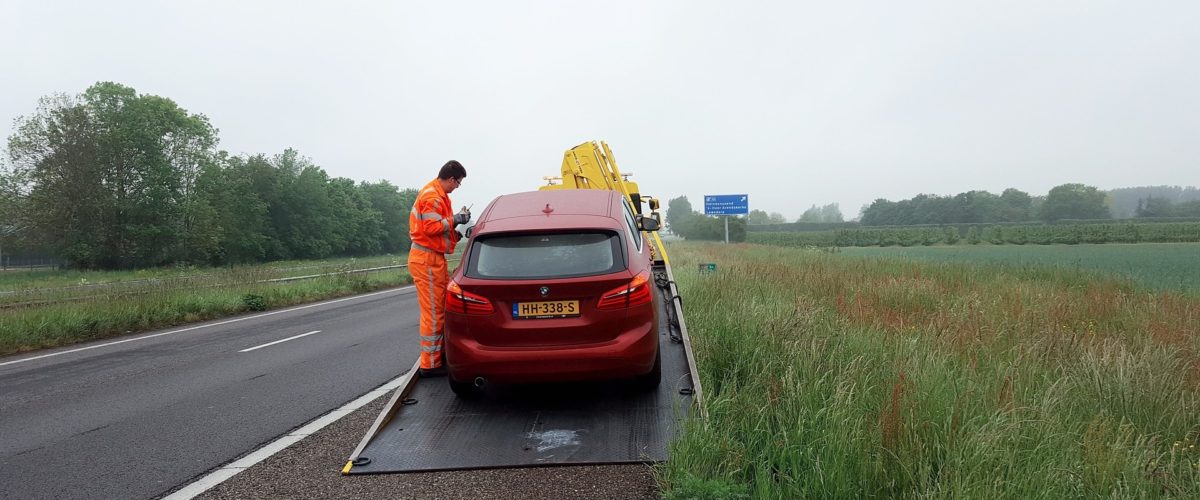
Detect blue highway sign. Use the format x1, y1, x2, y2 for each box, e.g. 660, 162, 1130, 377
703, 194, 749, 215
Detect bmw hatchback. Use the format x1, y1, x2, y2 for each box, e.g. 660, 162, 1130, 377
443, 189, 661, 397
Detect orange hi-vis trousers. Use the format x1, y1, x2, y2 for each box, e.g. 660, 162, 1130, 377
408, 246, 449, 370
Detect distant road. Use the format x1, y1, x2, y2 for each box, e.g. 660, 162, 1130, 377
0, 287, 420, 500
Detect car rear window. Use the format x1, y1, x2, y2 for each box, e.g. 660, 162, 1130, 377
466, 231, 625, 279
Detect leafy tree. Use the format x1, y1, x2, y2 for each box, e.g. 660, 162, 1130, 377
326, 176, 383, 256
767, 212, 787, 224
0, 159, 31, 264
1176, 200, 1200, 217
6, 83, 218, 268
999, 188, 1033, 221
1038, 183, 1110, 222
361, 181, 417, 253
747, 209, 771, 225
1135, 196, 1175, 218
666, 196, 694, 234
799, 203, 844, 223
280, 155, 338, 258
8, 93, 106, 266
911, 194, 955, 224
860, 199, 897, 226
199, 154, 271, 263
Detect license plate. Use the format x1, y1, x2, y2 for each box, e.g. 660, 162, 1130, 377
512, 300, 580, 319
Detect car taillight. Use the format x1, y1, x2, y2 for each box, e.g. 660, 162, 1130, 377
596, 270, 652, 310
447, 281, 494, 315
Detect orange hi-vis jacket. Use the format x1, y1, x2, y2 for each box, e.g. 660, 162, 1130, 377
408, 178, 459, 370
408, 179, 460, 254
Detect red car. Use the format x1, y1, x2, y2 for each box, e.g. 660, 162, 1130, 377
443, 189, 661, 397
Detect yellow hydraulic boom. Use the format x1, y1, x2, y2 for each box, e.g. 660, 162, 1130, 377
540, 141, 670, 265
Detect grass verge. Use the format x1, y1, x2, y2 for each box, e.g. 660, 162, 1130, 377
0, 268, 412, 356
661, 242, 1200, 498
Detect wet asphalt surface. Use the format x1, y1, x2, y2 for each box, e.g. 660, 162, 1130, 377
0, 288, 419, 500
192, 393, 661, 500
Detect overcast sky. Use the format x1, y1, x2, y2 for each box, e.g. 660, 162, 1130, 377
2, 1, 1197, 220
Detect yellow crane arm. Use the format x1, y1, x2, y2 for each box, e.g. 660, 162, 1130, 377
541, 141, 670, 265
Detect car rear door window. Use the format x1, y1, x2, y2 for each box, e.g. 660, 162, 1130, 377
621, 202, 643, 253
467, 232, 625, 279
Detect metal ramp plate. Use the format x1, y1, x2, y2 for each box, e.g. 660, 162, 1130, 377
346, 264, 698, 474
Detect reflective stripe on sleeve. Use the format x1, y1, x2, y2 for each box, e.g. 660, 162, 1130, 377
410, 208, 443, 220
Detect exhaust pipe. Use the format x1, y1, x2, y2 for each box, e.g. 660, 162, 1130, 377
474, 377, 487, 388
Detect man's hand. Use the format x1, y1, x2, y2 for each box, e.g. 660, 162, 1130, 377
453, 206, 472, 226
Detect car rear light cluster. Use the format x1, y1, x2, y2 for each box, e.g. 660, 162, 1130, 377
447, 281, 494, 314
596, 270, 652, 310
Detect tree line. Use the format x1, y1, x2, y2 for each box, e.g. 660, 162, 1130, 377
747, 203, 844, 225
1107, 185, 1200, 218
860, 184, 1200, 226
1, 82, 419, 269
726, 185, 1198, 231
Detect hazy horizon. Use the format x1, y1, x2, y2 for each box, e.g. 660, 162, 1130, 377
3, 1, 1197, 221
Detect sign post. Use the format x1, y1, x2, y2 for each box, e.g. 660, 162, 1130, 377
703, 194, 749, 243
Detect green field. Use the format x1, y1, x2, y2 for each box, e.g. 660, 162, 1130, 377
841, 243, 1200, 294
663, 242, 1200, 498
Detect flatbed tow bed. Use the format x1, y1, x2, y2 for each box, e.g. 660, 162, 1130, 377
343, 262, 701, 474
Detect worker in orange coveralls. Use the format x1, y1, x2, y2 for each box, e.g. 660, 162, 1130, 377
408, 160, 470, 377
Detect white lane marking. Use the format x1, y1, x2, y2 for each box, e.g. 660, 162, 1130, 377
163, 361, 419, 500
239, 330, 322, 353
0, 286, 414, 368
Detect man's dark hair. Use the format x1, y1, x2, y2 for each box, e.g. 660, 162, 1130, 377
438, 160, 467, 180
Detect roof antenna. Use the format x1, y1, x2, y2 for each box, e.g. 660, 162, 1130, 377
542, 203, 554, 214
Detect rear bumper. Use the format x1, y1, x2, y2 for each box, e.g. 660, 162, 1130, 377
445, 322, 659, 384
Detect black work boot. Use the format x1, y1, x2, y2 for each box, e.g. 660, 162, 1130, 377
418, 366, 447, 378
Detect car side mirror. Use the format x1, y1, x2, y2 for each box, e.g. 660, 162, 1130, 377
637, 215, 660, 232
465, 226, 474, 238
647, 198, 660, 211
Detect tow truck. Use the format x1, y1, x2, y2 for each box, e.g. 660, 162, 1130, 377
343, 141, 701, 474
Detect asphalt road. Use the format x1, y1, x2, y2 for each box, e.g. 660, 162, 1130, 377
0, 286, 420, 500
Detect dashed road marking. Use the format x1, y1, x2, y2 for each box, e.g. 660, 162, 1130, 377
240, 330, 322, 353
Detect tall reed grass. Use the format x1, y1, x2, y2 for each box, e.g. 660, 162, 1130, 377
662, 242, 1200, 498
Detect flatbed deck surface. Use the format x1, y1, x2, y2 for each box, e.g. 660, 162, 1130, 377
346, 264, 696, 474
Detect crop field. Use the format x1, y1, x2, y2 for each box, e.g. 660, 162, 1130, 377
841, 243, 1200, 295
662, 242, 1200, 498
